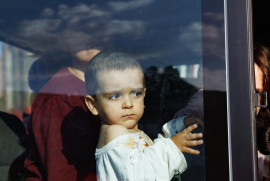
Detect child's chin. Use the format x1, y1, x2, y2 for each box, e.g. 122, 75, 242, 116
125, 122, 139, 129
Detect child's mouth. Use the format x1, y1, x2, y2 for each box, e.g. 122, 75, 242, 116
123, 114, 135, 118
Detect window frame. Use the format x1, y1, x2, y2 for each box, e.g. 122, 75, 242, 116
202, 0, 256, 180
226, 0, 257, 180
0, 0, 257, 180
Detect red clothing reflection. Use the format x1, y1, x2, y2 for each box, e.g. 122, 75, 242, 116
24, 68, 98, 181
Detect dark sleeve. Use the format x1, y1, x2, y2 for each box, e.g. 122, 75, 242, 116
173, 90, 204, 121
257, 123, 270, 155
256, 108, 270, 155
24, 94, 78, 181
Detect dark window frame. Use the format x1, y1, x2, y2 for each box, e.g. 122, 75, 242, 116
202, 0, 256, 180
226, 0, 256, 180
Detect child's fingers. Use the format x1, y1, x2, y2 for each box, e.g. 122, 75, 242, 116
182, 147, 200, 155
183, 124, 198, 133
186, 139, 203, 147
186, 133, 203, 140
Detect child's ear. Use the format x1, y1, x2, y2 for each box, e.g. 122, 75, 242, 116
85, 95, 99, 115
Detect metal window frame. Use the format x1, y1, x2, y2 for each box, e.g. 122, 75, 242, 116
226, 0, 256, 180
202, 0, 255, 180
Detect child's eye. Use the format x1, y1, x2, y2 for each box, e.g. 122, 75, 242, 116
109, 93, 121, 100
131, 90, 142, 97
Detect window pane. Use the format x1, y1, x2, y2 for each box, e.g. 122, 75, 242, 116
0, 0, 230, 180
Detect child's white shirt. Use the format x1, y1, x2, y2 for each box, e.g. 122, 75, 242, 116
95, 131, 187, 181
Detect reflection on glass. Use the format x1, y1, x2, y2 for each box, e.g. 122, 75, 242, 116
0, 42, 36, 118
0, 0, 208, 180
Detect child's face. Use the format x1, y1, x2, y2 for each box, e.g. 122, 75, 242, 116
87, 68, 146, 129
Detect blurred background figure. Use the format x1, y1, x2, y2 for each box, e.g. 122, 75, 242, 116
0, 111, 27, 181
253, 45, 270, 181
171, 89, 205, 181
24, 49, 100, 181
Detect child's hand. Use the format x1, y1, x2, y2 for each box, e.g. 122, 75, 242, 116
170, 124, 203, 155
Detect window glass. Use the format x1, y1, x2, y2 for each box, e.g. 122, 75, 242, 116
0, 42, 36, 118
0, 0, 229, 180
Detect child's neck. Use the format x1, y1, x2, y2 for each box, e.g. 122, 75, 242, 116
101, 123, 140, 133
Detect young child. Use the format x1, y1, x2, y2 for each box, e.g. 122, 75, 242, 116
84, 51, 203, 181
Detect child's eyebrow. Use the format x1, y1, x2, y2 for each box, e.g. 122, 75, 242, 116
101, 91, 120, 96
130, 87, 144, 90
101, 87, 145, 95
99, 90, 121, 97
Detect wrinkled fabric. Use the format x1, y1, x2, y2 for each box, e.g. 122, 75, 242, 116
95, 132, 187, 181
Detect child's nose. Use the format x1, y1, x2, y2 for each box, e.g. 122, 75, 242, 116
122, 96, 133, 109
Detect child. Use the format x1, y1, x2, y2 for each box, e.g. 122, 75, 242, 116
84, 51, 203, 181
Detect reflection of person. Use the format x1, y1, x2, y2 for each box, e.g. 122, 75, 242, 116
0, 111, 27, 181
28, 58, 51, 93
28, 51, 74, 93
173, 89, 204, 121
24, 49, 100, 181
163, 89, 205, 181
252, 45, 270, 181
84, 51, 203, 180
159, 65, 197, 122
164, 64, 204, 181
